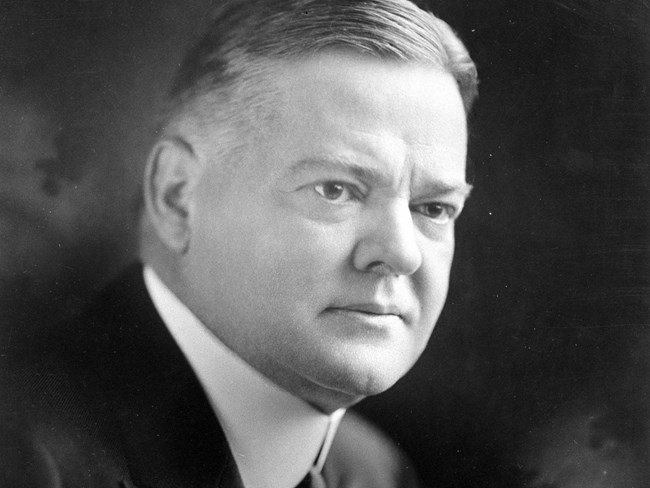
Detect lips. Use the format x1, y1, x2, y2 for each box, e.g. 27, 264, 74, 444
324, 303, 409, 328
333, 303, 402, 317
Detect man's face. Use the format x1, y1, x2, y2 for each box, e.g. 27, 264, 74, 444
182, 52, 469, 411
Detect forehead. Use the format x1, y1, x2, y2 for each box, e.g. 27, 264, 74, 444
271, 52, 464, 133
257, 52, 467, 179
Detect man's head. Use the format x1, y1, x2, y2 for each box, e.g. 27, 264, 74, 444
143, 0, 477, 412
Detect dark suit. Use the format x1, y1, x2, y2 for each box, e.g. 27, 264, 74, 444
0, 264, 420, 488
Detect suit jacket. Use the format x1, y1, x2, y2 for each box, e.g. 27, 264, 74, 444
0, 264, 420, 488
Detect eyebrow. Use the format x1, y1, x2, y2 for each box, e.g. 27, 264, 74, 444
286, 155, 384, 183
424, 181, 474, 199
286, 155, 474, 198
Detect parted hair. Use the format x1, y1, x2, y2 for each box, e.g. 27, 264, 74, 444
161, 0, 478, 148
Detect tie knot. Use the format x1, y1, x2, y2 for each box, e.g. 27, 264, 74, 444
296, 467, 327, 488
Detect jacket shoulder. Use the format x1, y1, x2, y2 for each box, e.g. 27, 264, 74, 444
0, 268, 147, 487
0, 354, 132, 487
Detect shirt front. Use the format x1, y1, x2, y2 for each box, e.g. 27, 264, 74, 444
143, 266, 345, 488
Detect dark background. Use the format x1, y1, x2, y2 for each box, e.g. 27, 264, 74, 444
2, 1, 649, 486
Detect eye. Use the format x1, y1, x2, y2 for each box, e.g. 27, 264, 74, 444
313, 181, 357, 203
411, 202, 455, 224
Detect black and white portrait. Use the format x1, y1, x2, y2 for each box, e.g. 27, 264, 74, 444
1, 1, 648, 487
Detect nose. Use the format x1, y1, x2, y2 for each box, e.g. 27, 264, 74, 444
352, 200, 422, 276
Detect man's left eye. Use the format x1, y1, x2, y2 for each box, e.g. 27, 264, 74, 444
313, 181, 356, 202
411, 202, 455, 224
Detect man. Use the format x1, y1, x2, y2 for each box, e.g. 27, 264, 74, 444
1, 0, 478, 486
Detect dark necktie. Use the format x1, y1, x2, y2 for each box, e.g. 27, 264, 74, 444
296, 467, 327, 488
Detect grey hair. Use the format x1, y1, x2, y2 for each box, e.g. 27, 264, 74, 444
161, 0, 478, 155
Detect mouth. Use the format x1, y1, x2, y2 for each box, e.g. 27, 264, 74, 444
324, 304, 407, 328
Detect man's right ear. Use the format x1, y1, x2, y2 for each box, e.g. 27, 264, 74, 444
143, 137, 202, 254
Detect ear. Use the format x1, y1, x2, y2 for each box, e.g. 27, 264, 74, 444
143, 137, 203, 254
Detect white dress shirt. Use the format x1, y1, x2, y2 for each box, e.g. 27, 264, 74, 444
143, 267, 345, 488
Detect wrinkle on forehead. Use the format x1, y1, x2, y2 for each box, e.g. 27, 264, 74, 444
261, 52, 468, 189
335, 125, 468, 183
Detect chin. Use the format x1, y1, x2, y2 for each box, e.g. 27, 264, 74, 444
306, 372, 401, 413
312, 350, 415, 402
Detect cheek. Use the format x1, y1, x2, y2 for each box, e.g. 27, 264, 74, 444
253, 217, 354, 301
192, 202, 354, 306
416, 241, 455, 317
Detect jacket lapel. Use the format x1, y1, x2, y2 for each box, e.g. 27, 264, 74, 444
76, 263, 242, 488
